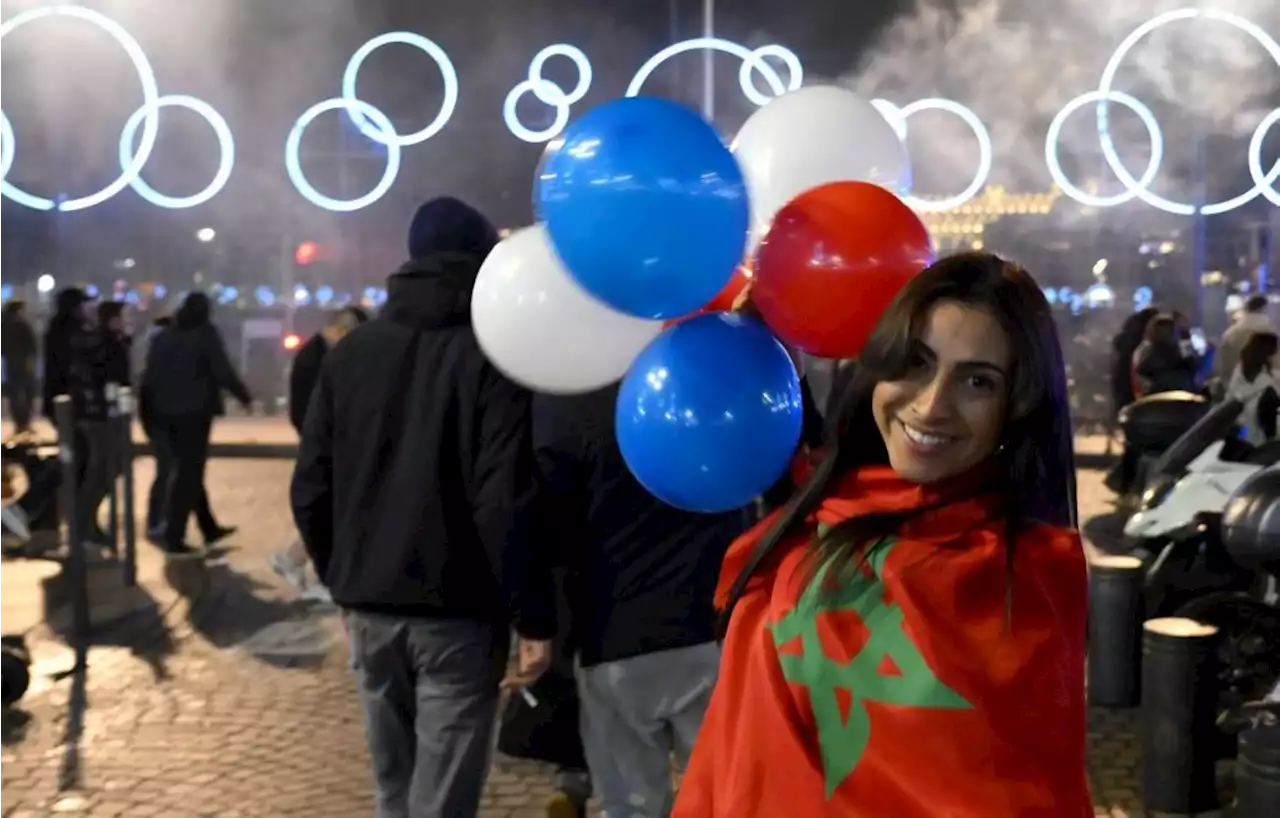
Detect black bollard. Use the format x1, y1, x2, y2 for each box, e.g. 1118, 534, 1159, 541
105, 382, 120, 555
1087, 554, 1145, 708
117, 387, 138, 587
1237, 723, 1280, 817
1140, 617, 1220, 814
53, 395, 91, 641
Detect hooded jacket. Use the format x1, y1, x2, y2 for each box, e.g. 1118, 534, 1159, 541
290, 198, 554, 638
142, 294, 251, 418
42, 288, 108, 421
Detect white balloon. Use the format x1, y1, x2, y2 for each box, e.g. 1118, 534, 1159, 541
732, 85, 910, 249
472, 225, 664, 395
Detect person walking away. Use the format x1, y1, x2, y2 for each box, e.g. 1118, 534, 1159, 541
1132, 313, 1199, 398
291, 196, 557, 818
1216, 294, 1272, 386
270, 306, 368, 599
673, 253, 1090, 817
1226, 331, 1280, 445
2, 300, 39, 437
42, 287, 116, 551
142, 293, 249, 559
532, 385, 746, 818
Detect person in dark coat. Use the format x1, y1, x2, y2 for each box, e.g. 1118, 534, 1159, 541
1133, 313, 1199, 397
290, 196, 556, 817
1110, 306, 1159, 418
142, 293, 250, 558
269, 306, 368, 601
42, 287, 117, 548
2, 300, 39, 435
95, 301, 132, 389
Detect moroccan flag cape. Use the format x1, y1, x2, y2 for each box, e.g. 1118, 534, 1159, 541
673, 464, 1091, 818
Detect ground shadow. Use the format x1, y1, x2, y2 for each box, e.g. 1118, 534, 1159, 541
164, 557, 340, 669
1, 707, 33, 745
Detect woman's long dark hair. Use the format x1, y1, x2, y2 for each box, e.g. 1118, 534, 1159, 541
175, 292, 212, 329
1239, 332, 1279, 383
721, 252, 1076, 629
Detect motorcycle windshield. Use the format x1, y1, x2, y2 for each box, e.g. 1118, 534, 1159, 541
1149, 399, 1244, 477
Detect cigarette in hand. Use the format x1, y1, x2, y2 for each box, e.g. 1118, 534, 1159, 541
519, 686, 539, 708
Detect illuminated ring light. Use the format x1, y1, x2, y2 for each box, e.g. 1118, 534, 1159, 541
118, 95, 235, 209
872, 98, 993, 212
1093, 7, 1280, 215
1046, 90, 1164, 209
1248, 108, 1280, 207
286, 98, 402, 212
0, 4, 160, 211
625, 38, 802, 106
503, 44, 593, 143
341, 32, 458, 147
0, 113, 14, 182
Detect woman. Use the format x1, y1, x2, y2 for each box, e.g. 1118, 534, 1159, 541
673, 253, 1089, 817
142, 293, 251, 558
1226, 331, 1280, 445
1132, 313, 1198, 398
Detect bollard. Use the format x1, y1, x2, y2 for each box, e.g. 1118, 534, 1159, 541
1140, 617, 1220, 814
1087, 555, 1145, 708
1237, 723, 1280, 817
104, 382, 120, 555
53, 395, 91, 641
117, 387, 138, 587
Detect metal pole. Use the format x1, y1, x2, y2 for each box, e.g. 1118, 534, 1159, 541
117, 387, 138, 587
54, 395, 90, 641
1086, 555, 1144, 708
105, 382, 120, 555
701, 0, 715, 121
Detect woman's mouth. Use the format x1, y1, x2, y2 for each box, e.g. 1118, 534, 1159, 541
898, 420, 957, 454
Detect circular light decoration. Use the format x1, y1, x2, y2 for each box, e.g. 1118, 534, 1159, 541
0, 3, 161, 211
625, 38, 803, 106
286, 97, 402, 212
872, 97, 994, 212
1049, 6, 1280, 215
340, 31, 459, 147
118, 94, 236, 209
503, 44, 593, 143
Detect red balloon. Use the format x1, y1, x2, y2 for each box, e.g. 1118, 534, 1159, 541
752, 181, 934, 359
701, 265, 752, 313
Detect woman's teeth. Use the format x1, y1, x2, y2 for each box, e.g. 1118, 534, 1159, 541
901, 422, 953, 446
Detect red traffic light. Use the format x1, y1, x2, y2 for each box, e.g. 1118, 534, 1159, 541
294, 241, 319, 266
283, 333, 302, 351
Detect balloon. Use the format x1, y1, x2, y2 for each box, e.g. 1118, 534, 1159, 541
753, 181, 934, 359
617, 313, 803, 513
700, 265, 752, 313
472, 225, 664, 394
535, 97, 749, 320
732, 86, 910, 248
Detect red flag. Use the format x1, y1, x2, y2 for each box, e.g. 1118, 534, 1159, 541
675, 465, 1091, 818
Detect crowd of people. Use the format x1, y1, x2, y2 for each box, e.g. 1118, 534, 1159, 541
1, 287, 250, 559
278, 195, 1093, 817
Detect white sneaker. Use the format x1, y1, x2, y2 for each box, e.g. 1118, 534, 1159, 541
299, 584, 333, 604
2, 505, 31, 543
269, 551, 308, 592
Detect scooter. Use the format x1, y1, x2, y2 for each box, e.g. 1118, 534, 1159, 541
1123, 399, 1280, 545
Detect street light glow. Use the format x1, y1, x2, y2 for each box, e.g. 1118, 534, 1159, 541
196, 227, 216, 242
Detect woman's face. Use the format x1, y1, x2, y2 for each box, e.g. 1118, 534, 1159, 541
872, 301, 1013, 484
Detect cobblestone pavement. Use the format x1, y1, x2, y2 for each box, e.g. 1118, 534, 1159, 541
0, 456, 1190, 817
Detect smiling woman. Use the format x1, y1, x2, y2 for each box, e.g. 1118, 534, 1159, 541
674, 252, 1090, 818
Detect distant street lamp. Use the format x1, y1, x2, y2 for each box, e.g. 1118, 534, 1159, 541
196, 227, 217, 243
37, 274, 56, 293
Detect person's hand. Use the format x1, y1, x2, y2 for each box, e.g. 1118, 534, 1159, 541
500, 637, 553, 692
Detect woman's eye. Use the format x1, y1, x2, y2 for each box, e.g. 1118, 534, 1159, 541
907, 353, 930, 371
968, 374, 998, 392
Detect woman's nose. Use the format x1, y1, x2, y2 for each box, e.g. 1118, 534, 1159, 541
910, 375, 954, 420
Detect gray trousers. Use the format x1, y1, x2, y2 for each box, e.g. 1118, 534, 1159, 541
345, 613, 509, 818
576, 642, 720, 818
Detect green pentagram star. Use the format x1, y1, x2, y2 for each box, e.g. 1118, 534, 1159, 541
771, 537, 972, 797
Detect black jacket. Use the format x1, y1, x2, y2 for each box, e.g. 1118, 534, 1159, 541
290, 254, 555, 639
142, 323, 251, 418
288, 333, 328, 433
532, 385, 747, 667
1133, 339, 1198, 397
42, 318, 109, 422
2, 314, 37, 373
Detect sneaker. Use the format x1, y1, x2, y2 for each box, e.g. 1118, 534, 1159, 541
204, 526, 237, 547
269, 551, 309, 592
2, 505, 32, 543
161, 542, 204, 561
545, 791, 587, 818
299, 584, 333, 604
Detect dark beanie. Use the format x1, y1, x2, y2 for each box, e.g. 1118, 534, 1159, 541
406, 196, 500, 261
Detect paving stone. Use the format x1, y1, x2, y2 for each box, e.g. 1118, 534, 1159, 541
0, 457, 1155, 815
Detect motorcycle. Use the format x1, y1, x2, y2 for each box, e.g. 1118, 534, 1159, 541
1125, 398, 1280, 546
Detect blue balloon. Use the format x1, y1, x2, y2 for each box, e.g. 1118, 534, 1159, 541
536, 97, 749, 320
616, 313, 803, 513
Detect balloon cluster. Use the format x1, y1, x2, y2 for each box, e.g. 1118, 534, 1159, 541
472, 87, 935, 513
